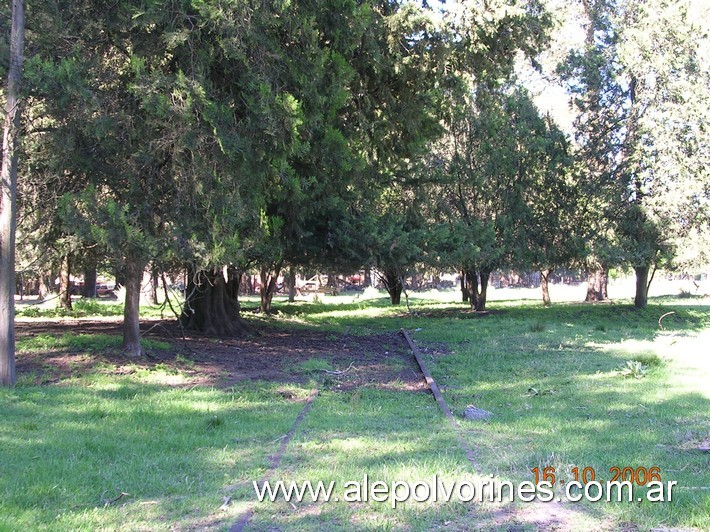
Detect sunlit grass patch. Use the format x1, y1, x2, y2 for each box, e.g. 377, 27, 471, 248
292, 358, 333, 374
6, 293, 709, 530
0, 378, 312, 531
249, 388, 474, 529
16, 297, 172, 319
17, 333, 170, 354
414, 302, 710, 530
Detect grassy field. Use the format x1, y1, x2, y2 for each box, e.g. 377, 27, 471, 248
3, 289, 709, 530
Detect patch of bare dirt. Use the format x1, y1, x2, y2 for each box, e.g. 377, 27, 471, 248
15, 318, 427, 392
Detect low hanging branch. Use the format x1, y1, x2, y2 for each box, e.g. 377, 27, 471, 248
646, 261, 658, 293
160, 272, 183, 320
399, 273, 412, 314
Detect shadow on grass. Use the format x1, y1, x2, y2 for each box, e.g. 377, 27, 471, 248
0, 380, 309, 530
267, 296, 708, 339
428, 321, 710, 530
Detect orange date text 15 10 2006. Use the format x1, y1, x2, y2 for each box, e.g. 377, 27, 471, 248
531, 466, 662, 486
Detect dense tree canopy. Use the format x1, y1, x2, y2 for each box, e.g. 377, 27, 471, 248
558, 0, 709, 307
0, 0, 706, 379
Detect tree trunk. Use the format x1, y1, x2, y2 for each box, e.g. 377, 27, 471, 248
0, 0, 25, 386
181, 267, 255, 336
259, 261, 283, 313
464, 269, 478, 310
541, 268, 553, 307
478, 270, 490, 311
382, 269, 402, 305
83, 263, 97, 298
59, 254, 73, 310
287, 265, 296, 302
364, 267, 372, 288
122, 256, 143, 357
148, 265, 159, 305
225, 266, 241, 300
464, 269, 489, 311
461, 270, 469, 303
38, 271, 51, 301
585, 265, 609, 302
634, 265, 649, 309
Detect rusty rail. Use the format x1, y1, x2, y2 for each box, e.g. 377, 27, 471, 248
400, 328, 479, 469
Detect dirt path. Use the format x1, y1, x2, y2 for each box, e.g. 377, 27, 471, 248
15, 318, 427, 391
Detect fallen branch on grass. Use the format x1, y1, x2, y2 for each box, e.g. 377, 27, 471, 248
318, 362, 355, 375
101, 491, 130, 507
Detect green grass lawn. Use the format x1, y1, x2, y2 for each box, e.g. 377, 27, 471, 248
0, 375, 314, 531
2, 292, 709, 530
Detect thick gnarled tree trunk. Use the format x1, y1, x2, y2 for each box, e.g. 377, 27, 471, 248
463, 268, 490, 311
364, 267, 372, 288
38, 271, 51, 301
287, 265, 297, 302
479, 271, 490, 310
148, 264, 159, 305
181, 268, 255, 336
460, 270, 468, 303
585, 265, 608, 302
381, 268, 402, 305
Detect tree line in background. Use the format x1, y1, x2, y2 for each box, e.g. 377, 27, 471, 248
1, 0, 708, 383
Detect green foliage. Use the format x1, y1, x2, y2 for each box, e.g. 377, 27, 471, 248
17, 300, 123, 319
618, 360, 648, 379
558, 0, 710, 294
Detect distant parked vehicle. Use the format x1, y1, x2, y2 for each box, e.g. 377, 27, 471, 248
96, 284, 114, 296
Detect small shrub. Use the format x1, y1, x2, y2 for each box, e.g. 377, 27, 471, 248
18, 306, 41, 317
73, 299, 124, 317
618, 360, 648, 379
